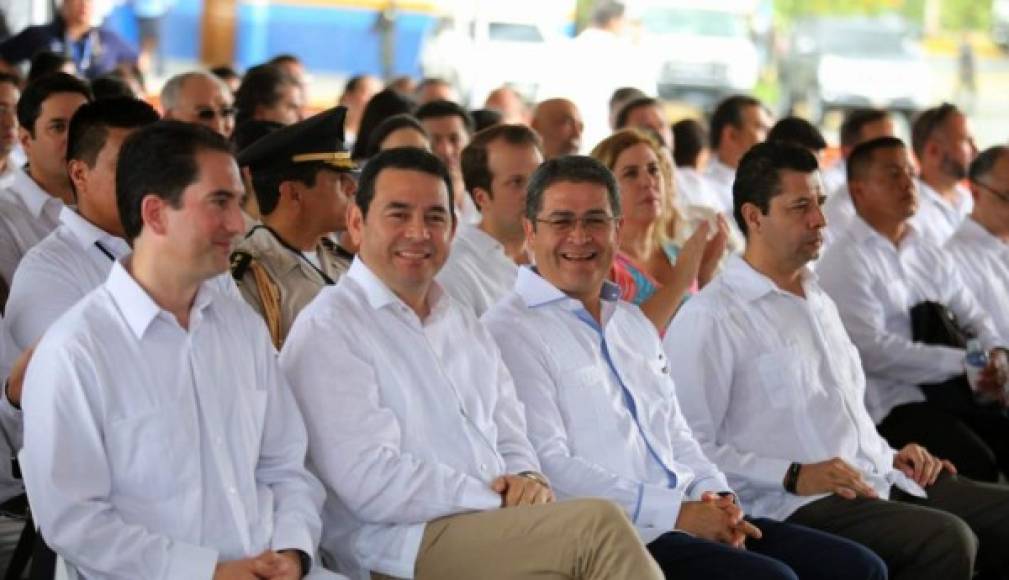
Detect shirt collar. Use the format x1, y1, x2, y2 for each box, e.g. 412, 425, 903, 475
59, 206, 130, 257
916, 178, 970, 211
105, 259, 216, 339
721, 254, 816, 304
9, 168, 60, 219
457, 224, 504, 253
848, 214, 923, 249
346, 256, 448, 314
959, 216, 1007, 248
514, 265, 621, 309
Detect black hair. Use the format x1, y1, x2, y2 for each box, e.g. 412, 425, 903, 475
231, 119, 283, 152
733, 141, 819, 237
526, 155, 619, 222
846, 136, 907, 184
614, 96, 660, 130
90, 75, 136, 100
365, 113, 427, 159
461, 124, 542, 208
251, 161, 328, 216
67, 97, 159, 167
116, 121, 234, 242
672, 118, 706, 167
16, 72, 92, 137
471, 108, 504, 133
911, 102, 960, 160
969, 145, 1009, 183
210, 65, 240, 83
233, 64, 298, 124
609, 86, 646, 110
766, 116, 826, 152
351, 87, 415, 161
0, 72, 21, 90
355, 147, 454, 220
709, 94, 761, 149
839, 108, 890, 149
26, 51, 73, 84
415, 99, 474, 132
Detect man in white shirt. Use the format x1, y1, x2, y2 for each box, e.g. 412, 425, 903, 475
415, 100, 479, 224
910, 103, 976, 245
0, 72, 91, 293
947, 145, 1009, 337
21, 120, 335, 579
531, 98, 584, 160
821, 108, 895, 245
819, 136, 1009, 483
437, 124, 542, 316
0, 73, 19, 185
160, 70, 236, 138
667, 140, 1009, 580
703, 95, 773, 215
484, 155, 886, 580
280, 147, 662, 580
6, 97, 159, 352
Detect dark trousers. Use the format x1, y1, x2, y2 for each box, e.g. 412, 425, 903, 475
878, 402, 1003, 482
787, 472, 1009, 580
646, 517, 886, 580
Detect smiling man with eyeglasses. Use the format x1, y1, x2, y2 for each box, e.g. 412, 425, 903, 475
947, 145, 1009, 340
161, 71, 236, 138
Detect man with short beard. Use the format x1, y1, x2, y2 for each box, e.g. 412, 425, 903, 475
531, 98, 583, 160
911, 103, 977, 245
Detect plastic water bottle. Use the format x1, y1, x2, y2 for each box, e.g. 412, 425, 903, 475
965, 339, 989, 400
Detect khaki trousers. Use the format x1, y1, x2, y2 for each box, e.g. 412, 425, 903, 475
372, 498, 661, 580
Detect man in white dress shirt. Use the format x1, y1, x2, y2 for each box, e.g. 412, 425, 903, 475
484, 155, 886, 580
437, 124, 542, 316
666, 140, 1009, 580
819, 136, 1009, 483
415, 100, 479, 224
821, 108, 895, 245
910, 103, 976, 245
703, 95, 773, 215
280, 147, 662, 580
6, 97, 159, 352
21, 121, 335, 579
0, 72, 91, 294
947, 145, 1009, 337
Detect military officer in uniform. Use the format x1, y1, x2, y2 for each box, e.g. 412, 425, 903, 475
231, 106, 357, 347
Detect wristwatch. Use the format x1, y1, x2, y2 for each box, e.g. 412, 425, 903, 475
517, 471, 551, 489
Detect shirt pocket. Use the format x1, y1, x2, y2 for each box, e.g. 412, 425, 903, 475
105, 406, 189, 501
754, 346, 808, 409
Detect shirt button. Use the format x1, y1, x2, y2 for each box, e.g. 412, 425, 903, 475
479, 464, 487, 472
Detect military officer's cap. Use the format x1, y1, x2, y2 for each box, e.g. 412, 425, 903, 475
237, 106, 356, 174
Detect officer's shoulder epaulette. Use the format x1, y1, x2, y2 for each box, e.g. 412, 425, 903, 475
230, 250, 254, 280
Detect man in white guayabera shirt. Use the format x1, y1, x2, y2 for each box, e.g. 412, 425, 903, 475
20, 121, 339, 579
946, 145, 1009, 338
483, 155, 886, 580
437, 123, 543, 316
666, 141, 1009, 580
280, 147, 662, 580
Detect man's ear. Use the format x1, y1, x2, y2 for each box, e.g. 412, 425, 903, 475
346, 203, 365, 247
139, 194, 168, 237
741, 201, 762, 235
471, 187, 491, 212
16, 126, 30, 155
67, 159, 88, 199
278, 180, 301, 206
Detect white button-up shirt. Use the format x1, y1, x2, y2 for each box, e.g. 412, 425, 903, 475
484, 267, 730, 542
913, 179, 972, 246
702, 157, 736, 215
817, 217, 1003, 422
279, 258, 540, 580
664, 255, 924, 522
674, 167, 724, 211
820, 160, 847, 195
6, 207, 130, 351
0, 167, 64, 286
0, 318, 22, 504
822, 183, 856, 247
946, 217, 1009, 338
21, 261, 326, 579
436, 224, 519, 317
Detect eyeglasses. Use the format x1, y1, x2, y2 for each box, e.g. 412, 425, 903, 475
195, 107, 236, 121
534, 213, 619, 234
973, 180, 1009, 204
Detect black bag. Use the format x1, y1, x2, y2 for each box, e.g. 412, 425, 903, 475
909, 301, 976, 413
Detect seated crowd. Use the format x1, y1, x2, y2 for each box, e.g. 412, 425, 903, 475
0, 39, 1005, 580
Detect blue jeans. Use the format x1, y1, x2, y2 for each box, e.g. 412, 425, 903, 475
647, 517, 887, 580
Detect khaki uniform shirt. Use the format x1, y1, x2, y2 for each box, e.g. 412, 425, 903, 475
231, 226, 351, 347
